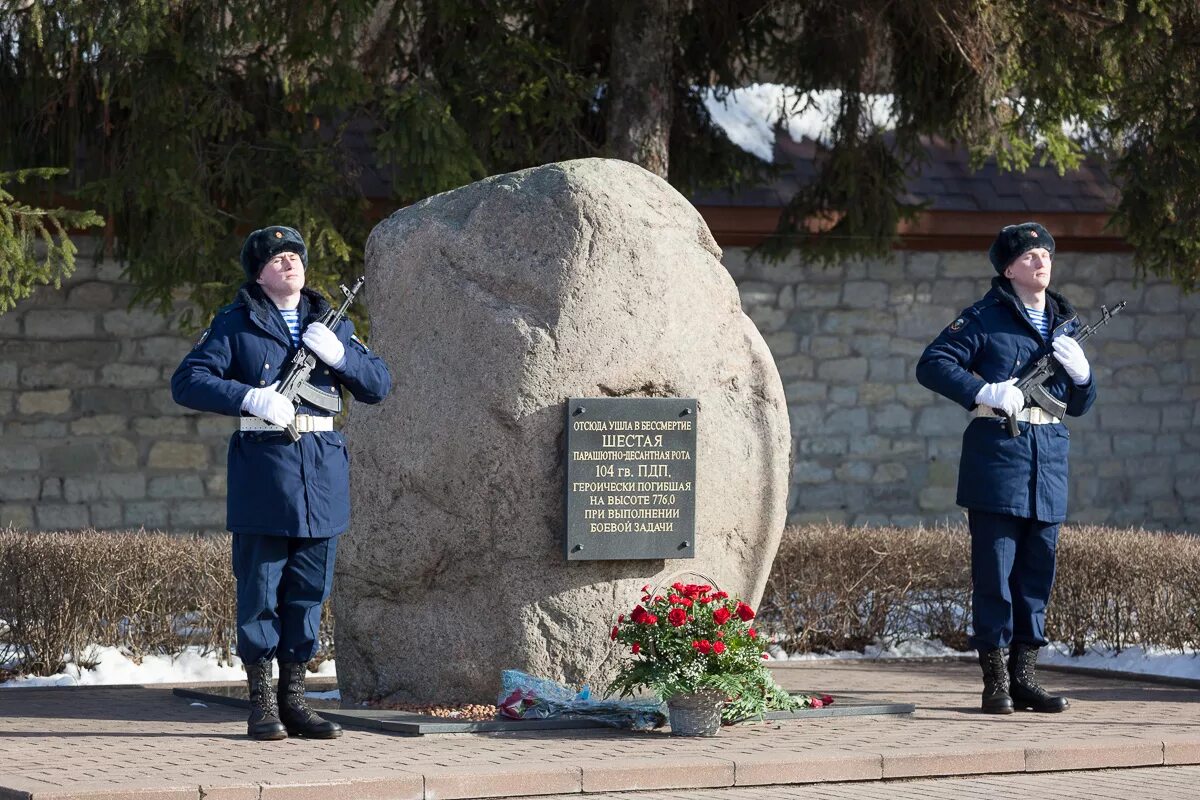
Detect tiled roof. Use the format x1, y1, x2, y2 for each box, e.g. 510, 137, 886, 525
693, 130, 1120, 214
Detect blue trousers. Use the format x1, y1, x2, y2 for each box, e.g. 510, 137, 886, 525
968, 510, 1059, 651
232, 534, 338, 665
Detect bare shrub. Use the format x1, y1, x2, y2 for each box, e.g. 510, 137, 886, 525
764, 522, 1200, 655
0, 528, 238, 676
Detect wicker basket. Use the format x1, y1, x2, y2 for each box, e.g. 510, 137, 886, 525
666, 689, 725, 737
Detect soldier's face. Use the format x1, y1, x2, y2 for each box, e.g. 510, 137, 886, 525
257, 250, 306, 295
1005, 247, 1052, 292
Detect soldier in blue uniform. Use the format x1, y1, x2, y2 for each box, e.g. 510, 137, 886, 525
171, 226, 391, 740
916, 222, 1096, 715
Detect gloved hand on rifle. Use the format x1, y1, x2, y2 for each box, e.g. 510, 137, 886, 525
302, 322, 346, 370
242, 382, 296, 427
975, 379, 1024, 416
1052, 335, 1090, 384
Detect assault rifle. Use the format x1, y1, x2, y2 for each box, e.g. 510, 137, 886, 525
1001, 300, 1127, 437
275, 276, 365, 443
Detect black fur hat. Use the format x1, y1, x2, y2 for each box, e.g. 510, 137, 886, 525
988, 222, 1055, 274
239, 226, 307, 280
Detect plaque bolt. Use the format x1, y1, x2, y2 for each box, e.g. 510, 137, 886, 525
680, 408, 691, 416
573, 544, 584, 552
574, 407, 586, 416
680, 541, 690, 548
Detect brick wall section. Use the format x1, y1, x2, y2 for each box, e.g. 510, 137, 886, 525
724, 248, 1200, 531
0, 256, 229, 533
0, 247, 1197, 533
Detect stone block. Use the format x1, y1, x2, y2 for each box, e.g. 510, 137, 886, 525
149, 475, 207, 499
70, 414, 128, 435
1099, 405, 1159, 432
939, 252, 986, 277
1113, 433, 1156, 456
148, 441, 209, 470
169, 499, 225, 530
0, 389, 11, 415
841, 280, 889, 308
818, 357, 868, 383
66, 281, 115, 307
5, 420, 69, 438
136, 335, 191, 363
820, 309, 896, 335
105, 437, 140, 469
36, 503, 90, 530
23, 309, 97, 339
853, 334, 895, 357
1144, 283, 1182, 312
19, 363, 96, 389
784, 380, 826, 403
764, 330, 798, 357
102, 308, 169, 336
205, 472, 227, 496
873, 405, 913, 431
44, 442, 103, 474
919, 486, 956, 510
747, 305, 786, 331
133, 416, 193, 436
99, 474, 147, 500
1, 443, 40, 471
794, 436, 848, 456
40, 477, 62, 499
860, 383, 896, 405
777, 284, 796, 309
834, 461, 873, 482
63, 478, 102, 503
825, 408, 869, 433
1136, 314, 1186, 343
735, 749, 883, 785
16, 389, 72, 415
77, 387, 150, 415
425, 765, 580, 799
808, 335, 851, 359
0, 312, 21, 337
738, 281, 779, 307
91, 502, 124, 529
829, 386, 858, 406
873, 463, 908, 483
0, 362, 17, 389
125, 501, 170, 530
800, 286, 842, 307
99, 363, 162, 388
0, 475, 40, 501
792, 460, 834, 483
1025, 737, 1162, 771
0, 504, 34, 528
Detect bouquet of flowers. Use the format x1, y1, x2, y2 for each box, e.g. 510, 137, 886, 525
608, 580, 823, 723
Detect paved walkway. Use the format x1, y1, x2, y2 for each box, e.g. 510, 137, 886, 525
1, 661, 1198, 799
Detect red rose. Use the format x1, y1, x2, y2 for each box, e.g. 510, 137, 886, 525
668, 608, 688, 627
644, 614, 659, 624
680, 597, 693, 607
641, 584, 651, 592
618, 614, 624, 623
712, 607, 731, 625
697, 639, 712, 654
672, 582, 685, 592
698, 596, 712, 604
669, 594, 683, 604
811, 698, 823, 709
821, 694, 834, 705
631, 642, 642, 655
735, 602, 756, 621
691, 640, 702, 651
610, 625, 619, 641
653, 595, 664, 602
631, 605, 648, 624
713, 591, 728, 600
748, 628, 757, 638
761, 652, 770, 660
713, 641, 727, 654
716, 631, 725, 639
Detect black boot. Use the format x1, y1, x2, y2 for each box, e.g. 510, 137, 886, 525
277, 661, 342, 739
977, 648, 1014, 714
1009, 645, 1069, 712
245, 661, 287, 740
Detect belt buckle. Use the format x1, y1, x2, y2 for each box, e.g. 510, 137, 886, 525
1028, 407, 1044, 424
294, 415, 311, 434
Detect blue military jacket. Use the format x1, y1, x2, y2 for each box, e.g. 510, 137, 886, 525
915, 278, 1097, 523
171, 284, 391, 537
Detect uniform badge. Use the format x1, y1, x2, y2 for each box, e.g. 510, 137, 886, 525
274, 230, 283, 238
193, 327, 211, 348
948, 317, 967, 333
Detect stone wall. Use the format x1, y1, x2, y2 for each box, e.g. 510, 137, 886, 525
726, 248, 1200, 531
0, 255, 229, 533
1, 245, 1197, 533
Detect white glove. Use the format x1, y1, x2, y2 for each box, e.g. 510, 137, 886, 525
302, 322, 346, 370
1052, 335, 1091, 385
975, 378, 1024, 417
241, 382, 296, 427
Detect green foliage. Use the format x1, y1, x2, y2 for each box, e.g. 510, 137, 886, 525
3, 0, 1200, 323
0, 168, 105, 314
607, 581, 811, 723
